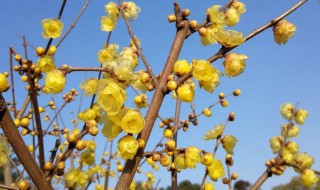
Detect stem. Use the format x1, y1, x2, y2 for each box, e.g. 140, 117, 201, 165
25, 60, 45, 171
0, 95, 53, 190
9, 48, 17, 117
171, 99, 181, 190
56, 0, 91, 48
118, 0, 156, 84
104, 141, 113, 190
114, 4, 190, 189
0, 184, 18, 190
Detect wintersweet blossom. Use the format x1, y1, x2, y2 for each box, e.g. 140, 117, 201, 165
0, 73, 9, 93
216, 29, 245, 47
223, 53, 248, 77
122, 2, 141, 21
185, 146, 201, 168
118, 135, 139, 160
280, 103, 294, 119
174, 60, 191, 77
97, 44, 119, 63
102, 114, 122, 140
301, 169, 319, 187
294, 109, 308, 125
37, 55, 55, 73
41, 18, 63, 39
97, 80, 126, 116
176, 83, 195, 102
120, 108, 145, 134
80, 78, 99, 96
192, 59, 216, 82
273, 19, 296, 45
203, 124, 224, 140
207, 159, 225, 181
222, 135, 238, 154
206, 5, 225, 28
44, 69, 66, 94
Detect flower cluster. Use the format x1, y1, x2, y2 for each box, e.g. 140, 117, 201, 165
101, 2, 119, 31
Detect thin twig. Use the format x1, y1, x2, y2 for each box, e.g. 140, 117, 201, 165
118, 0, 156, 85
9, 48, 17, 117
56, 0, 91, 48
171, 98, 181, 190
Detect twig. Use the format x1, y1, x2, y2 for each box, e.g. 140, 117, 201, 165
16, 95, 30, 120
104, 141, 113, 190
0, 184, 18, 190
171, 98, 181, 190
9, 48, 17, 117
115, 3, 190, 189
176, 0, 309, 86
45, 0, 68, 53
0, 95, 53, 189
118, 0, 156, 85
56, 0, 91, 48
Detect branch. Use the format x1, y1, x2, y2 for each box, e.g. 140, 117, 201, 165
115, 3, 190, 189
0, 95, 53, 190
118, 0, 156, 85
171, 98, 181, 190
56, 0, 91, 48
176, 0, 308, 85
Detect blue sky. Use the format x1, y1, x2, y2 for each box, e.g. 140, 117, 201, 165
1, 0, 320, 189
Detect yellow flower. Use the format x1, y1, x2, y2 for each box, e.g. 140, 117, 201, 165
174, 60, 191, 77
231, 1, 246, 14
105, 2, 119, 19
222, 135, 238, 154
203, 124, 224, 140
281, 124, 300, 138
41, 18, 64, 39
176, 83, 195, 102
65, 169, 89, 188
273, 19, 296, 45
301, 169, 319, 187
101, 2, 119, 32
97, 80, 126, 116
101, 16, 118, 31
102, 114, 122, 140
294, 109, 308, 125
280, 102, 294, 120
206, 5, 225, 28
294, 153, 314, 170
44, 69, 66, 94
78, 107, 100, 122
129, 180, 136, 190
284, 141, 299, 154
118, 135, 139, 160
174, 153, 187, 170
118, 47, 139, 70
207, 159, 225, 181
37, 55, 55, 73
0, 73, 9, 93
80, 78, 99, 96
200, 26, 219, 46
185, 146, 201, 169
0, 152, 7, 167
192, 59, 216, 82
131, 71, 148, 93
98, 44, 119, 63
225, 8, 240, 27
80, 149, 95, 166
120, 108, 145, 134
204, 182, 215, 190
216, 29, 245, 48
223, 53, 247, 77
199, 73, 220, 93
269, 136, 283, 154
122, 2, 141, 21
95, 184, 104, 190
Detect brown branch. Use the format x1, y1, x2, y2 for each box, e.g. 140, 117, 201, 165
115, 4, 190, 189
56, 0, 91, 48
104, 141, 113, 190
177, 0, 308, 86
0, 95, 53, 189
45, 0, 68, 53
118, 0, 156, 85
171, 98, 181, 190
24, 60, 45, 171
16, 95, 30, 120
9, 48, 17, 117
0, 184, 18, 190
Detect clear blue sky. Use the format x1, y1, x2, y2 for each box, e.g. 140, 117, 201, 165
1, 0, 320, 189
